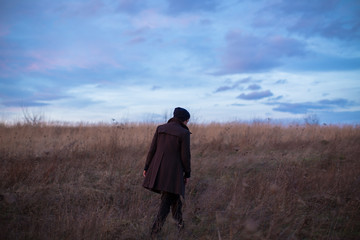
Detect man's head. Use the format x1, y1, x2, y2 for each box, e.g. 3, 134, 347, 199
173, 107, 190, 123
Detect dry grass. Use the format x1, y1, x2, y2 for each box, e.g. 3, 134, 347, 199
1, 122, 359, 239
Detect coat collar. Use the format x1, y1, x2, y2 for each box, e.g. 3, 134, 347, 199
167, 117, 191, 132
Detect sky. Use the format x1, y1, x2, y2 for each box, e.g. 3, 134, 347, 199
1, 0, 360, 124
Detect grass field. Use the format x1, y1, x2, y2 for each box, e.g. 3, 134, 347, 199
1, 122, 359, 239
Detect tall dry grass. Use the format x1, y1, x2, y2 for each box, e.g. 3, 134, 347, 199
0, 122, 359, 239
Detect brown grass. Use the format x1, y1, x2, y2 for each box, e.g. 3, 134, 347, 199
1, 122, 359, 239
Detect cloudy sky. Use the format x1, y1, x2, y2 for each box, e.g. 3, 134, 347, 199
1, 0, 359, 124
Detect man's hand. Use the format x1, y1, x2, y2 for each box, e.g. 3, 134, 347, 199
143, 170, 146, 177
184, 178, 189, 185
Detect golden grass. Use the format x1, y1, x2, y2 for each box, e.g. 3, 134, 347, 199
1, 122, 359, 239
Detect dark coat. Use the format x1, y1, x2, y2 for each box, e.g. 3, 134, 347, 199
143, 118, 191, 198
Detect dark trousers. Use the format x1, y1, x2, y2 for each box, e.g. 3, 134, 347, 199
151, 192, 183, 234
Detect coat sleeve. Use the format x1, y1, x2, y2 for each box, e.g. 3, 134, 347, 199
144, 127, 159, 171
181, 131, 191, 178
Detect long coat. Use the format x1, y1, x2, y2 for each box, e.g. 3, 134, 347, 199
143, 118, 191, 198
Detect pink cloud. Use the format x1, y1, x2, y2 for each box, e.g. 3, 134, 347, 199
26, 48, 123, 72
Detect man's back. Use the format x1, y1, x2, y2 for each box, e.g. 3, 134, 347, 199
143, 117, 191, 197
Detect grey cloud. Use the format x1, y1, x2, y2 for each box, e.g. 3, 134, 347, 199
1, 100, 49, 107
218, 31, 307, 74
117, 0, 146, 14
0, 79, 69, 108
289, 15, 360, 41
200, 19, 213, 25
231, 103, 246, 107
214, 77, 251, 93
52, 1, 107, 18
151, 86, 161, 90
258, 0, 360, 41
247, 84, 261, 90
237, 90, 273, 100
271, 98, 354, 114
284, 54, 360, 72
271, 0, 338, 15
1, 92, 67, 107
269, 95, 283, 101
128, 37, 146, 45
275, 79, 287, 84
318, 98, 352, 107
126, 27, 150, 36
166, 0, 219, 14
214, 86, 233, 93
238, 77, 252, 84
272, 102, 323, 114
66, 98, 104, 109
0, 1, 50, 20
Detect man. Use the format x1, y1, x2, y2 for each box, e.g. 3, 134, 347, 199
143, 107, 191, 236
